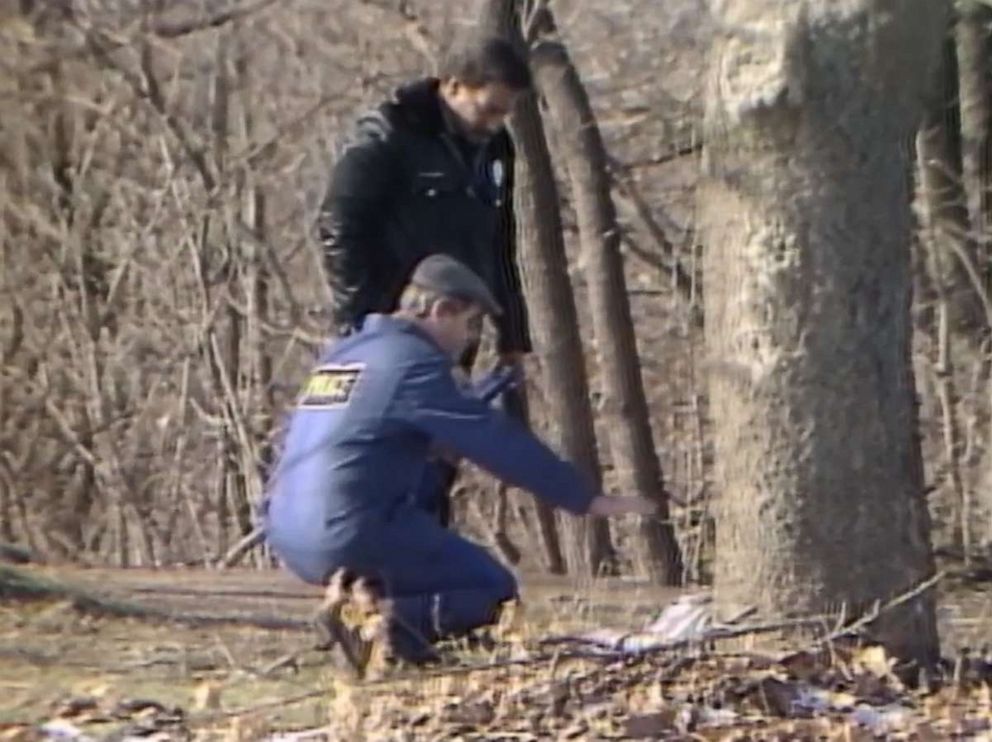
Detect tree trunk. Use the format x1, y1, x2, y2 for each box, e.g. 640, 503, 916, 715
956, 0, 992, 553
482, 0, 614, 575
700, 1, 943, 664
917, 106, 989, 561
235, 31, 271, 562
473, 0, 568, 577
957, 0, 992, 244
530, 16, 683, 584
497, 385, 566, 574
916, 33, 987, 332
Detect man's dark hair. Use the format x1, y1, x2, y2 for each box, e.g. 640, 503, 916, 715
439, 35, 532, 91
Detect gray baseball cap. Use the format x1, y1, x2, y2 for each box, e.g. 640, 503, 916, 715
409, 254, 503, 317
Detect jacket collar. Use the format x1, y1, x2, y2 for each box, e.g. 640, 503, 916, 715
391, 78, 447, 136
362, 313, 450, 356
392, 78, 508, 147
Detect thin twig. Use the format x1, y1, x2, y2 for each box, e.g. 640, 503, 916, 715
811, 570, 946, 648
187, 689, 325, 726
150, 0, 280, 39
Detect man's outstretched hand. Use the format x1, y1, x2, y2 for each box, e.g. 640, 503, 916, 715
587, 495, 659, 518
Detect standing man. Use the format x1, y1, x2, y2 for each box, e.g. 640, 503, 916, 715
264, 256, 656, 674
317, 35, 535, 524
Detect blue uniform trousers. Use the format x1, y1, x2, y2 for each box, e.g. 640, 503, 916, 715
268, 506, 517, 658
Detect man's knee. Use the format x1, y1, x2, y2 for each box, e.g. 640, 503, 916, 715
276, 552, 331, 586
494, 564, 518, 602
475, 550, 517, 601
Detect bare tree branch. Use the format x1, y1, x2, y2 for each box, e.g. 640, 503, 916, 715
150, 0, 280, 39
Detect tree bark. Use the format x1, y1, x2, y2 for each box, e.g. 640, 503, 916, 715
956, 0, 992, 553
235, 30, 273, 566
916, 33, 987, 333
957, 0, 992, 244
530, 16, 683, 584
481, 0, 615, 575
916, 97, 989, 561
700, 1, 943, 664
497, 386, 566, 574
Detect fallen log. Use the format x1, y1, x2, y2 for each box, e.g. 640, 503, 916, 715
0, 564, 310, 632
0, 542, 37, 565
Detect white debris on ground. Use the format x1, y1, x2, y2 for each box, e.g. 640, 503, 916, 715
564, 591, 718, 653
541, 592, 991, 738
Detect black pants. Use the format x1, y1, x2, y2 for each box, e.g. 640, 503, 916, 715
434, 343, 480, 527
435, 344, 529, 527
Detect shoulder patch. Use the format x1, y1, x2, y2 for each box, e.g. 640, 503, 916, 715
298, 364, 365, 409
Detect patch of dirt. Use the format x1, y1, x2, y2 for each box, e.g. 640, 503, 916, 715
0, 566, 680, 739
2, 567, 990, 740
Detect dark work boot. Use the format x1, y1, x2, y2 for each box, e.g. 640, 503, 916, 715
311, 570, 399, 678
311, 568, 355, 651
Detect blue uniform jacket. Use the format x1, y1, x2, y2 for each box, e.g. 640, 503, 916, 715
265, 315, 595, 550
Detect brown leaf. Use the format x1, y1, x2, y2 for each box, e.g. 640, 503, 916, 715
956, 716, 992, 736
0, 726, 35, 742
444, 700, 495, 727
851, 671, 895, 703
912, 721, 945, 742
549, 681, 570, 717
112, 698, 168, 719
53, 695, 99, 718
977, 682, 992, 713
193, 681, 222, 711
854, 646, 892, 673
780, 649, 829, 682
751, 676, 802, 717
560, 719, 590, 738
624, 711, 676, 738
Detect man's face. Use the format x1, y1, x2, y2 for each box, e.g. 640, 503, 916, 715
431, 300, 485, 358
440, 80, 519, 142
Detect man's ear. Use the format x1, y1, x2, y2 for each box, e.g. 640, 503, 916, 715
439, 78, 460, 97
433, 297, 461, 318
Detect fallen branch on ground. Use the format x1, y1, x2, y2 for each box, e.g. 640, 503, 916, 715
810, 570, 947, 649
219, 527, 265, 568
0, 564, 311, 632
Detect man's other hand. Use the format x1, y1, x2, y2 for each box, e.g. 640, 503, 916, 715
499, 351, 525, 365
587, 495, 659, 518
451, 364, 471, 388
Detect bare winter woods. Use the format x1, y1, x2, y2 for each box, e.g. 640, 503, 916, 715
0, 0, 705, 573
1, 0, 990, 656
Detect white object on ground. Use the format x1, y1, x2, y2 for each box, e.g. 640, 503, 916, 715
38, 720, 96, 741
571, 592, 718, 653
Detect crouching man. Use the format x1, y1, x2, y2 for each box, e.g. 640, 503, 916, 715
263, 254, 656, 674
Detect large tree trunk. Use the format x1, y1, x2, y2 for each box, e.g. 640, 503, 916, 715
482, 0, 615, 575
530, 14, 683, 584
699, 1, 943, 664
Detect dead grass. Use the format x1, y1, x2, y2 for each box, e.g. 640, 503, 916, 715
1, 567, 990, 740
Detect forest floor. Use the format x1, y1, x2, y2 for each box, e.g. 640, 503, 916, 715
1, 563, 990, 741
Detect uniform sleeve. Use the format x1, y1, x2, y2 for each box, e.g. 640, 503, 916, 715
317, 111, 401, 334
394, 358, 594, 514
491, 134, 533, 354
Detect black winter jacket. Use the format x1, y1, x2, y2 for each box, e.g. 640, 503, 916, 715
317, 78, 532, 354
